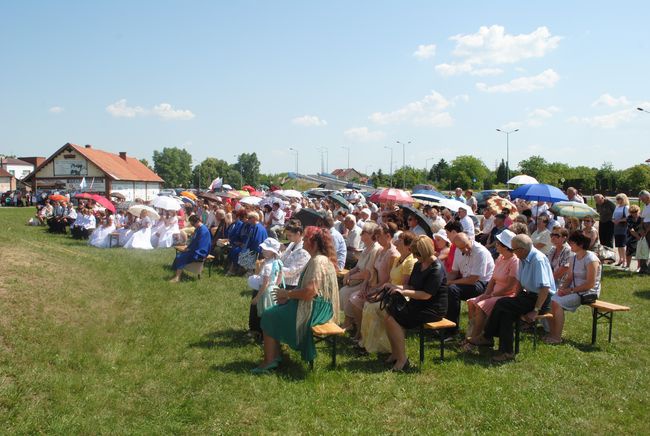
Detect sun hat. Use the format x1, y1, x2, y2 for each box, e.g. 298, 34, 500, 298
360, 208, 371, 217
495, 229, 516, 249
433, 229, 450, 244
259, 237, 281, 255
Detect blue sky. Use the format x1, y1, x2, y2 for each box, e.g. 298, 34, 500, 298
1, 1, 649, 177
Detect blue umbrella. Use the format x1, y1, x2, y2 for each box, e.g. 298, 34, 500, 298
412, 189, 446, 199
510, 184, 568, 203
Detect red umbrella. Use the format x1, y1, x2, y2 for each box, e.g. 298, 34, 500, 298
74, 193, 94, 200
368, 188, 413, 204
250, 190, 265, 197
89, 194, 116, 213
241, 185, 255, 193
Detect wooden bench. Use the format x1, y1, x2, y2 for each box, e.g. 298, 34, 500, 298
418, 318, 457, 363
108, 231, 120, 248
336, 269, 350, 288
310, 322, 346, 369
589, 300, 630, 345
514, 312, 553, 354
174, 245, 214, 279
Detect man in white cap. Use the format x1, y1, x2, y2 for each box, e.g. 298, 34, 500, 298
457, 205, 475, 240
357, 208, 372, 229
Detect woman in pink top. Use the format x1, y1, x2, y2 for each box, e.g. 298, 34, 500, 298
464, 229, 519, 349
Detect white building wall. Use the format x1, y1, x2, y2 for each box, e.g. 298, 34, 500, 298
4, 164, 33, 180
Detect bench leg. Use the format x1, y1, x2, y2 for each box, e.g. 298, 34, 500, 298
419, 327, 425, 364
514, 320, 520, 355
439, 330, 446, 362
591, 308, 598, 345
608, 312, 614, 343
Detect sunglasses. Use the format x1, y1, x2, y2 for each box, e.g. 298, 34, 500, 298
550, 233, 563, 237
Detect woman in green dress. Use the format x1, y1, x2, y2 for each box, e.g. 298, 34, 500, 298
254, 226, 339, 373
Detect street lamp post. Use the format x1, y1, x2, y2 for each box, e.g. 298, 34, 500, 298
396, 140, 411, 189
425, 157, 435, 175
289, 147, 299, 174
316, 147, 329, 174
384, 146, 393, 187
234, 154, 243, 188
496, 128, 519, 189
341, 146, 350, 169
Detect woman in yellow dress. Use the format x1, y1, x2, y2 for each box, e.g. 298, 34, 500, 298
359, 231, 417, 354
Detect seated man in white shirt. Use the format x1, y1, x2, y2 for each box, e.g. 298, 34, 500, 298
343, 215, 363, 268
446, 232, 495, 335
457, 205, 475, 240
477, 207, 496, 245
269, 201, 286, 240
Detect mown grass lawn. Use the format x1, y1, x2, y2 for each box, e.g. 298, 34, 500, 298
1, 207, 649, 434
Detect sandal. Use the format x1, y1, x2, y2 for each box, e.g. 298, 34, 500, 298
460, 342, 478, 353
491, 352, 515, 363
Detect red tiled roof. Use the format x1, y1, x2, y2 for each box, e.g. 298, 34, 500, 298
70, 144, 164, 182
2, 158, 31, 166
0, 168, 14, 178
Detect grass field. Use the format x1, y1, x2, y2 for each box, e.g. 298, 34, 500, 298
1, 207, 649, 434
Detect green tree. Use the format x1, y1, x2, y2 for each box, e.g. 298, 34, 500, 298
235, 152, 261, 187
192, 158, 239, 189
496, 159, 509, 184
620, 164, 650, 193
596, 162, 620, 193
518, 155, 549, 181
153, 147, 192, 188
371, 169, 389, 187
139, 158, 152, 170
447, 155, 490, 189
431, 159, 449, 184
392, 166, 428, 189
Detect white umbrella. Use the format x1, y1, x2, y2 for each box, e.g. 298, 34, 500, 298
152, 195, 182, 211
128, 205, 160, 220
239, 196, 262, 206
438, 198, 475, 215
508, 174, 539, 185
278, 189, 303, 199
260, 196, 287, 208
222, 184, 233, 190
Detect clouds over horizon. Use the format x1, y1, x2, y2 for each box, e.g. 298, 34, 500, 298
291, 115, 328, 126
413, 44, 436, 60
368, 90, 464, 127
569, 95, 648, 128
49, 106, 64, 114
434, 25, 561, 77
106, 99, 195, 120
476, 69, 560, 93
344, 127, 386, 142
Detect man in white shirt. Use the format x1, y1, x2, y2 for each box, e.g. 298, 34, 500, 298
356, 208, 371, 229
424, 206, 446, 233
269, 201, 286, 240
477, 207, 495, 244
343, 215, 363, 267
446, 232, 495, 334
567, 187, 584, 203
453, 187, 466, 203
457, 206, 475, 240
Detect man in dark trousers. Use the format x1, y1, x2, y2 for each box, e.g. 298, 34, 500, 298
472, 234, 556, 362
595, 194, 616, 248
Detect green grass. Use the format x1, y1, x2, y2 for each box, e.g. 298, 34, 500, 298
1, 207, 649, 434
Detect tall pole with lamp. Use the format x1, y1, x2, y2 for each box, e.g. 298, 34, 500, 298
496, 128, 519, 189
289, 147, 299, 175
396, 140, 411, 189
341, 145, 350, 169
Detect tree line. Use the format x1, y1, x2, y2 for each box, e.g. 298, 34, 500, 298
147, 147, 650, 195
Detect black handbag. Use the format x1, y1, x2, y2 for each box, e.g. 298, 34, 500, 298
377, 286, 408, 316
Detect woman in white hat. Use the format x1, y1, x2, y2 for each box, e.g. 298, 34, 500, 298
463, 229, 519, 350
248, 237, 284, 335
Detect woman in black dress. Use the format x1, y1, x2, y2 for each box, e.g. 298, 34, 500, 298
383, 235, 448, 371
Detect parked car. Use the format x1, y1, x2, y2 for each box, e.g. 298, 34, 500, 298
476, 189, 512, 214
158, 189, 176, 196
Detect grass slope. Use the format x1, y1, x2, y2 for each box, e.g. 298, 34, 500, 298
1, 208, 649, 434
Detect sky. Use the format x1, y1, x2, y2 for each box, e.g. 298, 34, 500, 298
1, 1, 649, 178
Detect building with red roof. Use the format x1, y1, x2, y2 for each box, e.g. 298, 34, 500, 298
23, 143, 164, 200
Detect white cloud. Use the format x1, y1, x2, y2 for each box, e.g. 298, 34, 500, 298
470, 68, 504, 76
569, 109, 637, 129
591, 93, 630, 108
49, 106, 64, 114
106, 99, 147, 118
369, 90, 460, 126
344, 127, 386, 142
291, 115, 328, 127
435, 25, 561, 76
106, 99, 194, 120
501, 106, 560, 130
476, 69, 560, 93
151, 103, 195, 120
413, 44, 436, 60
